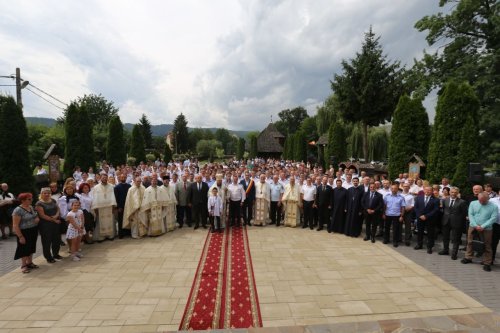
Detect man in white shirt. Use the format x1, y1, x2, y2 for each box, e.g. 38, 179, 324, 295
401, 183, 415, 246
301, 177, 317, 229
227, 175, 246, 227
342, 174, 354, 189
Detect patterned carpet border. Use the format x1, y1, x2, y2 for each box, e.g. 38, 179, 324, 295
179, 225, 262, 330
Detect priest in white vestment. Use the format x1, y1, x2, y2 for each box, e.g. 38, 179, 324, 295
253, 174, 271, 226
92, 173, 117, 241
208, 174, 227, 228
141, 175, 168, 236
123, 176, 146, 239
160, 175, 177, 232
282, 176, 301, 227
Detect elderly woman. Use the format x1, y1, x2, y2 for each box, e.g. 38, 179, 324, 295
35, 188, 62, 263
12, 193, 39, 273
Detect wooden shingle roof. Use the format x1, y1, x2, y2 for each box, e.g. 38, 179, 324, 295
257, 123, 284, 153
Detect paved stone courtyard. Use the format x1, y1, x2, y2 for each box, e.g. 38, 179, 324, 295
0, 227, 497, 332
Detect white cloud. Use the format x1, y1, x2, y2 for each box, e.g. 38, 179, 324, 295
0, 0, 443, 131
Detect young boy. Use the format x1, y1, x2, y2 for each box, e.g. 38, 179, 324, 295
208, 187, 223, 233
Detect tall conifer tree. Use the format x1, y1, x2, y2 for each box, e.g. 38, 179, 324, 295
427, 81, 479, 182
77, 106, 95, 171
388, 95, 430, 178
0, 96, 33, 193
106, 115, 126, 167
294, 131, 307, 162
130, 124, 146, 163
64, 103, 80, 177
327, 121, 347, 164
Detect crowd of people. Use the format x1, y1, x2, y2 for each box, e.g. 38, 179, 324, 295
1, 157, 499, 274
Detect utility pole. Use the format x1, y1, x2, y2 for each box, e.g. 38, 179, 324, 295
16, 67, 23, 109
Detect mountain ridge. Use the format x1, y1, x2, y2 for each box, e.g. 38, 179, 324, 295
25, 117, 254, 138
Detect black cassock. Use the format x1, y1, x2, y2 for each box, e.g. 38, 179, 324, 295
330, 187, 347, 233
344, 186, 364, 237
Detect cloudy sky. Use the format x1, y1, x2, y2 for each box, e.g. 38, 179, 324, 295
0, 0, 445, 131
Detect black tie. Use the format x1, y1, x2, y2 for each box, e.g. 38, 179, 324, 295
369, 193, 373, 205
425, 196, 429, 206
450, 199, 455, 208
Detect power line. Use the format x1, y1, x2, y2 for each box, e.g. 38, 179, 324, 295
25, 87, 66, 111
0, 84, 16, 87
28, 83, 67, 107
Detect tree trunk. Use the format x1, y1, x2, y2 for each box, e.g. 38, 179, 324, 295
362, 122, 369, 162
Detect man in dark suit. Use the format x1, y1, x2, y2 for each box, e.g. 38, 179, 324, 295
330, 179, 347, 233
361, 183, 384, 242
414, 186, 440, 253
315, 176, 332, 231
344, 177, 364, 237
114, 173, 131, 238
440, 187, 468, 260
240, 171, 255, 226
187, 174, 209, 229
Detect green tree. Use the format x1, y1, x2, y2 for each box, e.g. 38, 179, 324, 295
331, 27, 406, 161
92, 122, 108, 162
139, 114, 153, 149
413, 0, 499, 163
163, 142, 173, 163
283, 134, 294, 160
27, 124, 49, 168
368, 127, 388, 162
59, 94, 119, 128
347, 123, 363, 159
427, 81, 480, 182
215, 128, 233, 154
452, 112, 479, 194
196, 139, 222, 160
172, 113, 189, 153
274, 107, 309, 135
64, 103, 81, 177
106, 115, 126, 167
236, 137, 246, 160
293, 130, 307, 162
249, 136, 258, 159
77, 105, 95, 171
0, 96, 33, 194
130, 124, 146, 163
388, 95, 430, 178
327, 120, 347, 164
316, 94, 338, 135
40, 124, 65, 157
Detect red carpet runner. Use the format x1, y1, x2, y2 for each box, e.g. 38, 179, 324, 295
179, 226, 262, 330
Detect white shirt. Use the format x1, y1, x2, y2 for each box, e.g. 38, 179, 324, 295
301, 184, 316, 201
227, 183, 245, 202
342, 181, 353, 190
401, 192, 414, 208
378, 188, 391, 197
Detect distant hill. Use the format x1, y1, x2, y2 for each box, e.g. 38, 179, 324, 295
26, 117, 252, 138
25, 117, 57, 127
